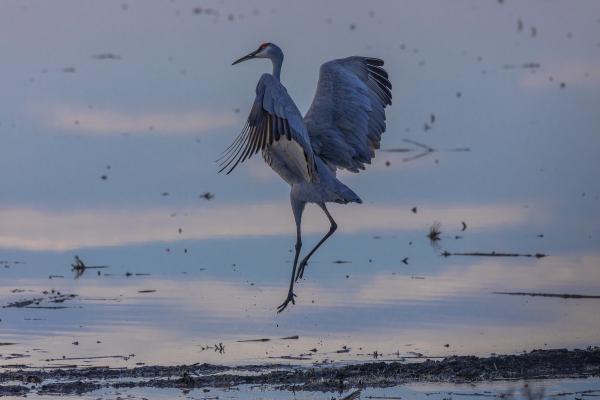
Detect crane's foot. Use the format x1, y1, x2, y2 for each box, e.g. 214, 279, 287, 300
276, 291, 297, 313
295, 259, 308, 282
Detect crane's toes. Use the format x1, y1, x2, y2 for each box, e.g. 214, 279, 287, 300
276, 292, 297, 313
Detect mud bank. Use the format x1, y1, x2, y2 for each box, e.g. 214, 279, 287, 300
1, 348, 599, 396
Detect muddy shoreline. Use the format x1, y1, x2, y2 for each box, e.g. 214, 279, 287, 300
1, 348, 599, 396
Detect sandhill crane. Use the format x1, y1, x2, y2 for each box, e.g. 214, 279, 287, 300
220, 43, 392, 312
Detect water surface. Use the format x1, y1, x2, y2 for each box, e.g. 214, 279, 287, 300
1, 0, 599, 369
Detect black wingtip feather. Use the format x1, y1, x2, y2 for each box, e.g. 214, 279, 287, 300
369, 69, 392, 90
219, 110, 296, 175
367, 64, 389, 79
365, 62, 392, 105
365, 57, 384, 66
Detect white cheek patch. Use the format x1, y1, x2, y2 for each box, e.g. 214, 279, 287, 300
256, 48, 268, 58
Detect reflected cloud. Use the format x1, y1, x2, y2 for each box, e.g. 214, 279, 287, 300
46, 105, 239, 135
4, 253, 594, 315
0, 202, 535, 251
2, 252, 599, 366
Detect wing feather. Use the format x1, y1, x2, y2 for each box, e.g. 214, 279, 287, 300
217, 123, 249, 169
219, 74, 318, 181
217, 123, 246, 163
304, 57, 392, 172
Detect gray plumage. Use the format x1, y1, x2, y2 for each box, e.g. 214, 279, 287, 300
222, 43, 392, 312
305, 57, 392, 172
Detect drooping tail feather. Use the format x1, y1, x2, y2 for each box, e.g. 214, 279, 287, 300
333, 182, 362, 204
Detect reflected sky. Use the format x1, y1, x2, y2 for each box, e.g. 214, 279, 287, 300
1, 0, 599, 368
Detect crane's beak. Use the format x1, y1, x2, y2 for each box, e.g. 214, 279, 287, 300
232, 50, 258, 65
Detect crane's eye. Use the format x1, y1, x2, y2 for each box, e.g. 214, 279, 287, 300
259, 43, 269, 50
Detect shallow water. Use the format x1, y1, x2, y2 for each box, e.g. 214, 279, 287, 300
21, 378, 600, 400
1, 0, 600, 370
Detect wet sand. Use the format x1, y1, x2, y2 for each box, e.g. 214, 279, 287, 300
1, 348, 598, 396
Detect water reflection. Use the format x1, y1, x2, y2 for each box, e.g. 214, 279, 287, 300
1, 249, 599, 367
0, 0, 599, 370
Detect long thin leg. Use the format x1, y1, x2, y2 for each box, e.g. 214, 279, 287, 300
277, 197, 305, 313
295, 203, 337, 282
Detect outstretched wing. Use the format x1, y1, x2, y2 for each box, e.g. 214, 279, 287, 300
219, 73, 317, 180
304, 57, 392, 172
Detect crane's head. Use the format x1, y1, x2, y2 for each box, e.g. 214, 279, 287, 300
232, 42, 282, 65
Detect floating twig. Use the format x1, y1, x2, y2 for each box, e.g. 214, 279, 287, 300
237, 338, 270, 343
267, 355, 312, 360
494, 292, 600, 299
441, 251, 546, 258
44, 355, 130, 362
71, 255, 108, 279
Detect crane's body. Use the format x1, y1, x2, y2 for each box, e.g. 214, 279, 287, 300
221, 43, 392, 312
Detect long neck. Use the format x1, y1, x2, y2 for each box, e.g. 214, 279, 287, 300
270, 53, 283, 81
